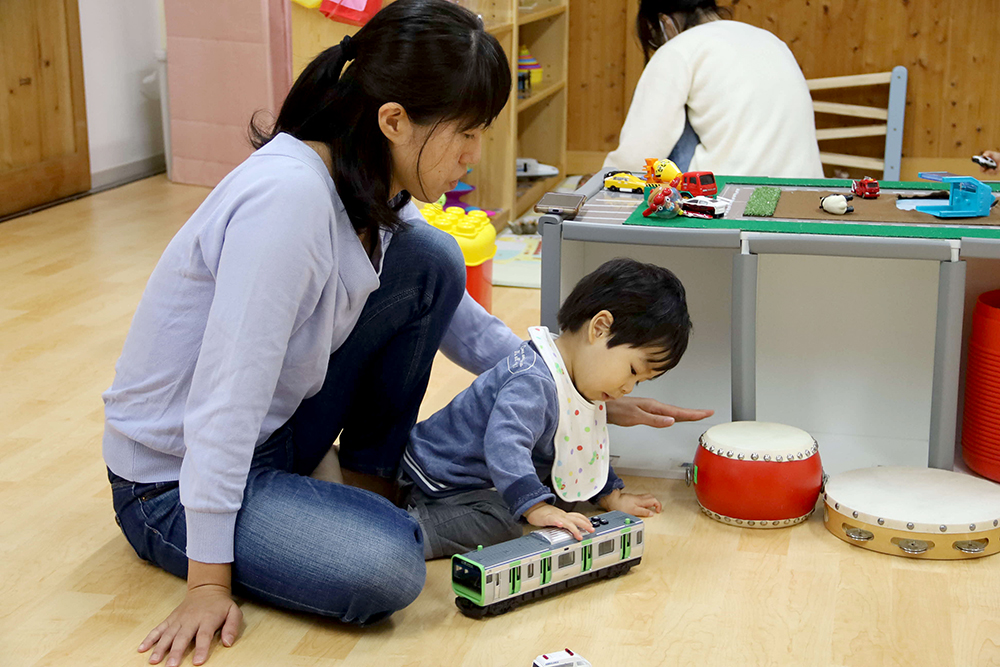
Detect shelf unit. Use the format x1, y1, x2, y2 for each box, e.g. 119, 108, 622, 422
463, 0, 569, 225
290, 0, 568, 229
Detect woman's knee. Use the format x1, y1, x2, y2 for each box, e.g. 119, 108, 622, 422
400, 222, 466, 306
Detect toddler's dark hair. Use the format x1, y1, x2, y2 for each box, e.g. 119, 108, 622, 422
557, 258, 691, 373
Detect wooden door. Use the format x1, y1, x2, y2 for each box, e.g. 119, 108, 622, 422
0, 0, 90, 218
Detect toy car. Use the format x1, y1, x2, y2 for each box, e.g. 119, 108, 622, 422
603, 171, 647, 194
676, 171, 717, 198
681, 195, 729, 218
851, 176, 880, 199
973, 154, 998, 170
533, 649, 592, 667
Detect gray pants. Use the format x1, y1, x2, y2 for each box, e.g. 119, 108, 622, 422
402, 484, 524, 560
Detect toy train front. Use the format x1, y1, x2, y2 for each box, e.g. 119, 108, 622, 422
452, 510, 644, 615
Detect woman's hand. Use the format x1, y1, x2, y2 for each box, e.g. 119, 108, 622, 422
605, 396, 714, 428
523, 502, 595, 540
980, 150, 999, 175
139, 562, 242, 666
599, 489, 662, 517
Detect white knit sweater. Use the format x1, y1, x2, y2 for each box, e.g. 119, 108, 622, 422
605, 20, 823, 178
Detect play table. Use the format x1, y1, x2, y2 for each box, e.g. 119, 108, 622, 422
539, 174, 1000, 470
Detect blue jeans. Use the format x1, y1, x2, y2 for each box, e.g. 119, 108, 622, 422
668, 116, 700, 173
109, 220, 467, 625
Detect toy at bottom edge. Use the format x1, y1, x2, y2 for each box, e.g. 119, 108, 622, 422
452, 510, 644, 618
533, 649, 592, 667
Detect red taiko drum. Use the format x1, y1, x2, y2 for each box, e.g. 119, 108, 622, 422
689, 421, 823, 528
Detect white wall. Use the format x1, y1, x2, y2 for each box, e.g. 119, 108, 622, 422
78, 0, 165, 184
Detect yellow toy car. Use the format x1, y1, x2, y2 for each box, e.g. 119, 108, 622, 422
603, 171, 646, 194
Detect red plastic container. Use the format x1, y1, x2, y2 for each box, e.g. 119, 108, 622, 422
962, 289, 1000, 481
466, 261, 493, 314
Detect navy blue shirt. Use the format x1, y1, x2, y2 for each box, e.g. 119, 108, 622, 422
402, 341, 624, 519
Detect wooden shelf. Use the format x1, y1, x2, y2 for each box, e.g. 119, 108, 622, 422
517, 80, 566, 113
515, 173, 564, 218
486, 22, 513, 37
518, 3, 567, 26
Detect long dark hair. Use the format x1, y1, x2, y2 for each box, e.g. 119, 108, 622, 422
250, 0, 511, 239
636, 0, 734, 63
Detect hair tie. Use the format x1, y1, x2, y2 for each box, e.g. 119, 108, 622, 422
339, 35, 357, 61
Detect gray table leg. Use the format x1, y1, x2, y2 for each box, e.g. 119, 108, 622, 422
928, 259, 966, 469
732, 251, 758, 422
540, 214, 563, 330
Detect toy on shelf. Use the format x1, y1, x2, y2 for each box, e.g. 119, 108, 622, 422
642, 158, 681, 185
973, 154, 998, 170
851, 176, 881, 199
452, 510, 644, 618
676, 171, 717, 198
603, 171, 646, 194
518, 46, 543, 87
642, 184, 682, 218
517, 157, 559, 179
916, 173, 996, 218
533, 649, 592, 667
820, 193, 854, 215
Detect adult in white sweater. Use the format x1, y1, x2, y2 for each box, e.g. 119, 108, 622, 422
604, 0, 823, 178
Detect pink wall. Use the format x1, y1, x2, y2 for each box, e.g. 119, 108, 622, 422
164, 0, 292, 187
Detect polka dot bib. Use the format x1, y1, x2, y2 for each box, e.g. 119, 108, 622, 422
528, 326, 610, 501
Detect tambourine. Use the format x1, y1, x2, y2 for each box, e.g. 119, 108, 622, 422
824, 466, 1000, 559
688, 421, 823, 528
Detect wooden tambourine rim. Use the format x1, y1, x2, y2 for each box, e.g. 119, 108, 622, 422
824, 502, 1000, 560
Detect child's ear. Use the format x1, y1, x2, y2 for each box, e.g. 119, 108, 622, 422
589, 310, 614, 343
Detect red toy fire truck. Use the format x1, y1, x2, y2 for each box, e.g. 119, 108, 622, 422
851, 176, 880, 199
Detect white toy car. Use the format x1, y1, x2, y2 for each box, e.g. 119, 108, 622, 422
681, 195, 730, 218
532, 649, 592, 667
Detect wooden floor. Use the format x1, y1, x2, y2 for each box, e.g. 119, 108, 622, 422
2, 175, 1000, 667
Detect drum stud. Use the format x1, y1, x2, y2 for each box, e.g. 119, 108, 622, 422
907, 522, 914, 530
776, 455, 782, 462
738, 453, 744, 460
772, 521, 779, 526
726, 450, 733, 457
940, 525, 947, 532
763, 455, 771, 461
835, 503, 840, 510
853, 511, 859, 518
995, 520, 998, 527
798, 453, 803, 459
970, 524, 976, 531
724, 517, 731, 522
748, 521, 755, 526
736, 519, 743, 524
751, 453, 759, 461
877, 518, 885, 525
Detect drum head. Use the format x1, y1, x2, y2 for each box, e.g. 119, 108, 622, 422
702, 421, 816, 461
825, 466, 1000, 533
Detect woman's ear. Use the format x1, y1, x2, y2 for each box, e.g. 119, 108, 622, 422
589, 310, 615, 343
378, 102, 413, 146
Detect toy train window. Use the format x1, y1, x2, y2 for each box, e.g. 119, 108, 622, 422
527, 563, 535, 578
454, 561, 483, 594
485, 574, 492, 583
558, 552, 576, 569
636, 530, 643, 545
597, 539, 615, 557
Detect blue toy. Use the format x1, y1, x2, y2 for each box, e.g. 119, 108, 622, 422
916, 173, 996, 218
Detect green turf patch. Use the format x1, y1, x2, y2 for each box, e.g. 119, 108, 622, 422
743, 186, 782, 217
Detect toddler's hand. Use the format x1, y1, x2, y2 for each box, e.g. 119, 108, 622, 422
524, 503, 595, 540
600, 489, 662, 517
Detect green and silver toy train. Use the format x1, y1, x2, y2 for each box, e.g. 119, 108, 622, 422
451, 510, 644, 617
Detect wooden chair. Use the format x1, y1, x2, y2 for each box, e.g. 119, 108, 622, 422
807, 66, 908, 180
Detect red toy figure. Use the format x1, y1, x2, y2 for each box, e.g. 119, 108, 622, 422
851, 176, 880, 199
676, 171, 717, 198
642, 184, 682, 218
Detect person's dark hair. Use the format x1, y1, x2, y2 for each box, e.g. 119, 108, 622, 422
557, 258, 692, 373
636, 0, 735, 62
250, 0, 511, 241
